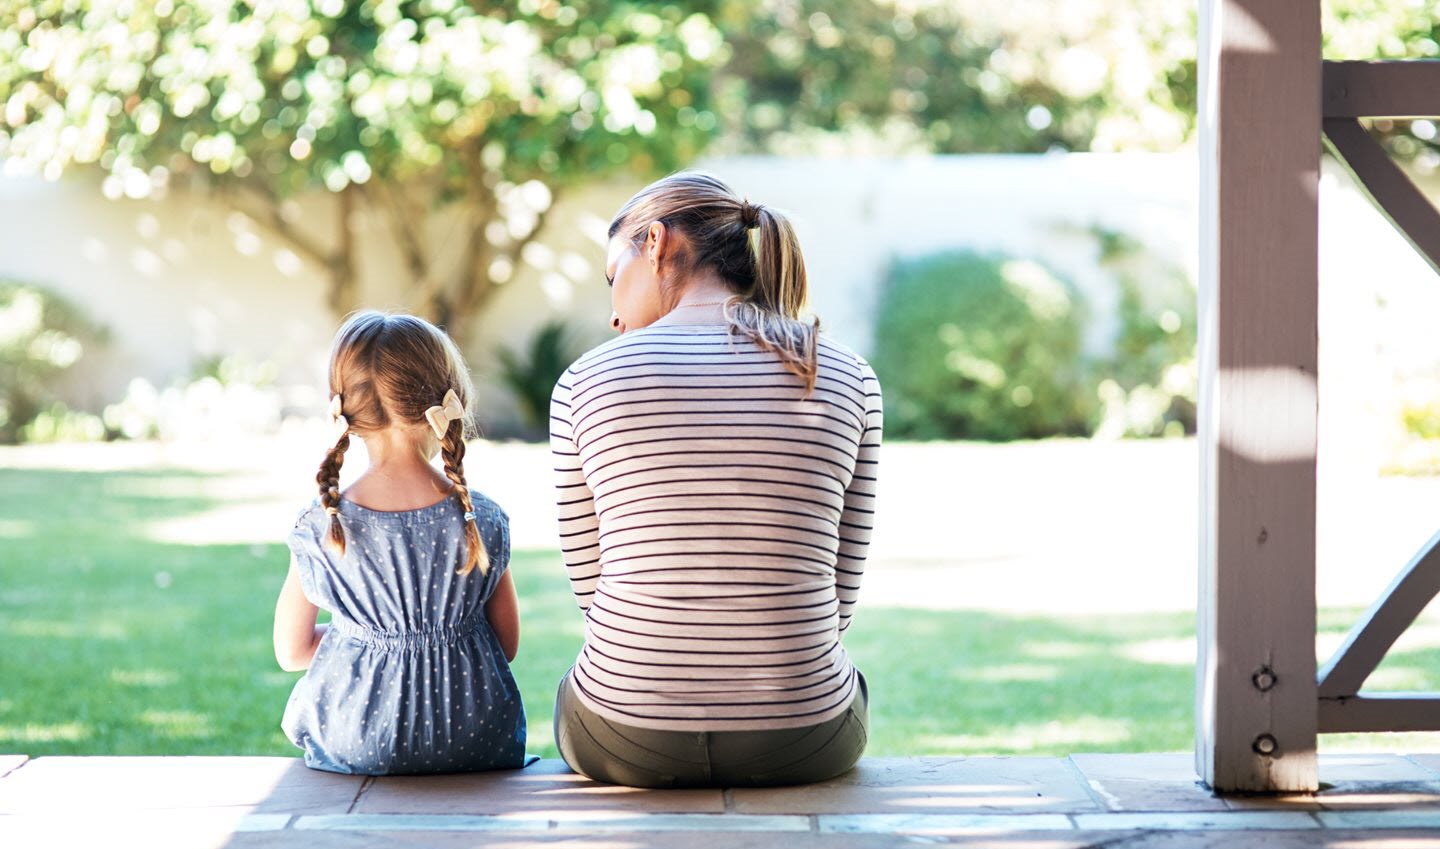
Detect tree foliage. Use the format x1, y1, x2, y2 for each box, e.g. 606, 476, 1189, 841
0, 0, 724, 341
3, 0, 1437, 349
714, 0, 1195, 155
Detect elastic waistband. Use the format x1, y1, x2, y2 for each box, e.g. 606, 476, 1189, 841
331, 614, 484, 649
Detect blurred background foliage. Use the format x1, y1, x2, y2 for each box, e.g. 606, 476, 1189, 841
495, 318, 581, 439
869, 230, 1196, 442
872, 252, 1096, 441
0, 281, 108, 443
0, 0, 1435, 442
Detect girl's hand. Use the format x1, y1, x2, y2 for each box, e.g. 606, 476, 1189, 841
274, 555, 325, 671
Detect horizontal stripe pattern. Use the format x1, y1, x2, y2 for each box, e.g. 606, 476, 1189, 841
550, 324, 882, 730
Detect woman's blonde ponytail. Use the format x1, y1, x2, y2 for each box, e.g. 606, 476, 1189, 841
730, 202, 820, 394
609, 173, 822, 394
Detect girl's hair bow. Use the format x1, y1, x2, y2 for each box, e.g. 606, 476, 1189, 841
424, 389, 466, 439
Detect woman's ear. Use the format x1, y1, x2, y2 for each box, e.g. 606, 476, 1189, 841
647, 221, 668, 273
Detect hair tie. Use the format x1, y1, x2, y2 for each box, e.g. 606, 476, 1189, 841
463, 511, 476, 523
424, 388, 466, 439
739, 200, 761, 229
325, 506, 339, 518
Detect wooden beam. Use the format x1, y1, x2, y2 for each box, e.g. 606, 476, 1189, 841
1323, 60, 1440, 118
1196, 0, 1320, 794
1318, 530, 1440, 698
1323, 118, 1440, 278
1320, 695, 1440, 733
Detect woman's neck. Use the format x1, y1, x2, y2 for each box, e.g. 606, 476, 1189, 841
649, 275, 736, 327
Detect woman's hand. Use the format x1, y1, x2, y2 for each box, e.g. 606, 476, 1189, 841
273, 555, 325, 671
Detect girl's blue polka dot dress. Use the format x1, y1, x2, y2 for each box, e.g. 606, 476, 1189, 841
281, 490, 534, 775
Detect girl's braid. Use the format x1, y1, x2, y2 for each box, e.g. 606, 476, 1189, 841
441, 419, 488, 574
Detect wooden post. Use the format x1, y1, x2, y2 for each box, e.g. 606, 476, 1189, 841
1196, 0, 1320, 793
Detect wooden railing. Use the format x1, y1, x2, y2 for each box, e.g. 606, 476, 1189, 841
1317, 60, 1440, 734
1198, 1, 1440, 794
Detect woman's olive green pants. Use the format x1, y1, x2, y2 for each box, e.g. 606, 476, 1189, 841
553, 670, 868, 788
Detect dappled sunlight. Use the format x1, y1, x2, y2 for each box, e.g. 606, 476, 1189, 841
142, 509, 292, 546
6, 619, 127, 639
1020, 641, 1092, 660
955, 664, 1061, 683
1366, 666, 1435, 691
884, 784, 1044, 795
1323, 732, 1440, 754
884, 794, 1075, 809
0, 721, 89, 744
139, 710, 214, 740
110, 669, 179, 687
0, 519, 34, 539
529, 782, 662, 800
1318, 792, 1440, 808
919, 718, 1133, 754
1120, 637, 1195, 666
103, 475, 219, 499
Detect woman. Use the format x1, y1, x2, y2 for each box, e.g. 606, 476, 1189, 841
549, 172, 882, 788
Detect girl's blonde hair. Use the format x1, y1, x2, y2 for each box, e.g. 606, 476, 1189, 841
609, 172, 821, 392
318, 310, 489, 575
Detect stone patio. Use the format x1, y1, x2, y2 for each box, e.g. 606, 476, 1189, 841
6, 754, 1440, 847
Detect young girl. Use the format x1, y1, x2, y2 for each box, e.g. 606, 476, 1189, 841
273, 310, 530, 775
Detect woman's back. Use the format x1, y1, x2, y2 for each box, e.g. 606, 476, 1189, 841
282, 491, 527, 774
551, 325, 882, 730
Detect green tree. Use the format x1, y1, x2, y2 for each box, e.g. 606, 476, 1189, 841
711, 0, 1197, 155
0, 0, 724, 343
1322, 1, 1440, 168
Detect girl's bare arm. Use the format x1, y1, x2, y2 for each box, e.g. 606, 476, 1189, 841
273, 555, 326, 671
485, 570, 521, 662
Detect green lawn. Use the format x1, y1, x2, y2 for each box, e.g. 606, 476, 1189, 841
1, 464, 1436, 758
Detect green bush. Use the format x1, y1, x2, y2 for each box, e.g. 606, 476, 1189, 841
0, 282, 108, 444
496, 320, 581, 439
1091, 229, 1198, 439
1403, 399, 1440, 440
870, 252, 1098, 441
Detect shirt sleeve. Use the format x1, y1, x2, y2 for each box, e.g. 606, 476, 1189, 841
285, 502, 331, 609
836, 361, 882, 638
480, 501, 512, 599
551, 370, 601, 611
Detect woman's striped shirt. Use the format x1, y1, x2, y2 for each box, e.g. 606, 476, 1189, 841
549, 323, 882, 731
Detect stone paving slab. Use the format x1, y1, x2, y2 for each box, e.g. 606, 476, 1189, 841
298, 812, 812, 832
1083, 832, 1440, 848
818, 813, 1076, 835
1069, 753, 1229, 812
1071, 811, 1320, 831
1312, 754, 1440, 811
12, 754, 1440, 848
0, 810, 270, 849
729, 757, 1101, 815
354, 758, 725, 815
0, 756, 362, 814
223, 832, 1093, 848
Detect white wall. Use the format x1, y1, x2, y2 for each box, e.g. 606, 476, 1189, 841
700, 153, 1200, 357
3, 152, 1434, 456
